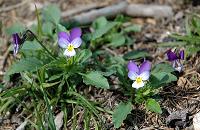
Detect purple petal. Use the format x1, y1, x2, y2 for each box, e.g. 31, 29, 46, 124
58, 32, 70, 48
179, 50, 184, 60
12, 33, 21, 45
166, 50, 178, 61
139, 71, 150, 80
58, 32, 70, 41
71, 38, 82, 48
69, 27, 82, 41
139, 60, 151, 74
13, 43, 19, 56
128, 71, 138, 80
127, 61, 139, 73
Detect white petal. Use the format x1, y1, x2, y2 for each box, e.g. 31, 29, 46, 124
63, 49, 76, 57
132, 81, 144, 89
58, 38, 70, 48
128, 71, 138, 80
139, 71, 150, 80
71, 38, 82, 48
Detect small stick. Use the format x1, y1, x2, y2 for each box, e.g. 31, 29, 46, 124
0, 0, 30, 13
68, 1, 128, 24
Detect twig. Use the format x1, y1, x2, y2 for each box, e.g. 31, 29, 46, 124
68, 1, 128, 24
0, 0, 30, 13
61, 3, 107, 18
126, 4, 173, 18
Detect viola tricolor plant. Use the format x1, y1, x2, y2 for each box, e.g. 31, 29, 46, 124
58, 27, 82, 57
12, 33, 22, 56
166, 49, 184, 72
127, 60, 151, 89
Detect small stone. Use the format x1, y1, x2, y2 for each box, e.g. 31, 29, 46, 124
193, 112, 200, 130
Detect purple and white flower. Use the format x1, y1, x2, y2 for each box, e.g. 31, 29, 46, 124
166, 49, 184, 72
127, 60, 151, 89
58, 27, 82, 57
12, 33, 22, 56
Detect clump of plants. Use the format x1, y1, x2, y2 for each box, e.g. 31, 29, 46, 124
0, 4, 186, 129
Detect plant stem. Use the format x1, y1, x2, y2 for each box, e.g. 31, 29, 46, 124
26, 30, 56, 60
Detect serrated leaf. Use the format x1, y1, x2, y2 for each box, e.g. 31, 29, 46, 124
42, 4, 61, 24
7, 58, 43, 75
42, 22, 53, 35
151, 63, 175, 74
124, 24, 141, 32
112, 101, 132, 128
76, 49, 92, 63
123, 50, 150, 60
21, 40, 42, 51
81, 71, 109, 89
145, 98, 162, 114
5, 23, 25, 35
92, 16, 108, 29
109, 34, 125, 47
150, 72, 177, 88
92, 22, 117, 40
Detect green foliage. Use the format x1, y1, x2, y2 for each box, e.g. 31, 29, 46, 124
112, 101, 132, 128
6, 57, 43, 76
150, 63, 177, 88
42, 4, 61, 24
160, 14, 200, 55
81, 71, 109, 89
6, 23, 25, 35
90, 16, 141, 48
145, 98, 162, 114
21, 40, 42, 51
123, 50, 150, 60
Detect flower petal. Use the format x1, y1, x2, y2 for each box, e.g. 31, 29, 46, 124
13, 43, 19, 56
128, 71, 138, 80
127, 61, 139, 73
58, 38, 70, 48
166, 50, 178, 61
63, 48, 76, 57
58, 32, 70, 48
58, 32, 70, 41
139, 71, 150, 80
132, 80, 144, 89
179, 50, 184, 60
12, 33, 21, 45
139, 60, 151, 74
71, 37, 82, 48
70, 27, 82, 41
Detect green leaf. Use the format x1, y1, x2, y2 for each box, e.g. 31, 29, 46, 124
92, 22, 117, 40
5, 23, 25, 35
150, 72, 177, 88
42, 4, 61, 24
124, 24, 141, 32
56, 24, 66, 32
123, 50, 150, 60
81, 71, 109, 89
112, 101, 132, 128
42, 22, 53, 35
76, 49, 92, 63
21, 40, 42, 51
109, 34, 125, 47
151, 63, 175, 74
145, 98, 162, 114
92, 16, 108, 29
7, 58, 43, 75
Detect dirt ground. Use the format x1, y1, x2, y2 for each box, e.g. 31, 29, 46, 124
0, 0, 200, 130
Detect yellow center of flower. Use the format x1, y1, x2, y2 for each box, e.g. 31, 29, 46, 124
67, 44, 74, 52
136, 77, 142, 84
